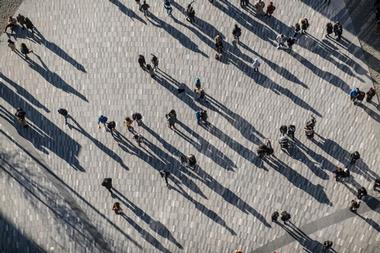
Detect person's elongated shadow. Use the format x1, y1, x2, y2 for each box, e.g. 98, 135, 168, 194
171, 183, 237, 235
313, 134, 379, 181
265, 155, 332, 204
115, 127, 207, 199
112, 189, 183, 249
21, 54, 88, 102
15, 25, 86, 72
0, 156, 110, 252
175, 120, 237, 171
109, 0, 147, 24
357, 102, 380, 123
147, 12, 208, 57
192, 164, 271, 227
0, 72, 50, 112
278, 222, 329, 253
66, 116, 129, 170
357, 212, 380, 232
1, 86, 83, 171
0, 129, 142, 250
238, 42, 307, 87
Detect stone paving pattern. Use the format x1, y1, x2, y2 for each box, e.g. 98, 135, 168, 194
1, 0, 380, 252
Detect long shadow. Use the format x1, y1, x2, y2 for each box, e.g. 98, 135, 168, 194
23, 54, 88, 102
265, 156, 332, 204
14, 25, 87, 72
66, 116, 129, 170
279, 222, 329, 253
113, 189, 183, 249
357, 102, 380, 123
171, 183, 237, 235
0, 153, 111, 252
109, 0, 147, 24
115, 126, 207, 199
0, 85, 83, 171
239, 42, 307, 87
175, 120, 237, 171
0, 129, 142, 249
192, 164, 271, 227
0, 213, 46, 253
148, 13, 208, 57
0, 72, 50, 112
313, 134, 379, 181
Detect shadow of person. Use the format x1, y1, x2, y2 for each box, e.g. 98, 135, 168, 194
109, 0, 147, 25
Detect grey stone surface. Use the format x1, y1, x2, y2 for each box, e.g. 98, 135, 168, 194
0, 0, 380, 252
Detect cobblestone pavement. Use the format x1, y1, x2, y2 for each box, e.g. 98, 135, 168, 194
1, 0, 380, 252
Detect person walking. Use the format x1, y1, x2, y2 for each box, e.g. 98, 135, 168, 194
16, 14, 27, 29
151, 54, 159, 71
124, 117, 134, 131
293, 23, 301, 37
20, 43, 33, 59
15, 107, 28, 128
323, 241, 333, 250
276, 34, 286, 49
164, 0, 173, 16
101, 178, 114, 196
349, 199, 360, 212
265, 2, 276, 17
300, 18, 309, 34
107, 121, 116, 136
240, 0, 249, 8
194, 79, 206, 101
112, 202, 123, 215
215, 34, 223, 59
257, 140, 274, 158
195, 110, 208, 125
160, 170, 170, 188
366, 88, 376, 102
271, 211, 279, 222
7, 39, 16, 52
58, 108, 69, 125
325, 22, 333, 37
166, 109, 177, 129
186, 2, 196, 23
132, 113, 143, 126
286, 37, 296, 50
280, 211, 291, 223
333, 22, 343, 41
255, 0, 265, 16
133, 134, 144, 146
98, 115, 108, 128
374, 179, 380, 191
181, 154, 197, 168
138, 54, 146, 69
252, 58, 261, 72
4, 16, 17, 34
24, 17, 35, 33
357, 187, 367, 199
140, 1, 150, 17
232, 24, 242, 44
349, 151, 360, 165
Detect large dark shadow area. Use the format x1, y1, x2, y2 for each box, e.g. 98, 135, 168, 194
109, 0, 147, 24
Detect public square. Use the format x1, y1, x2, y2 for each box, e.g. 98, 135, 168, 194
1, 0, 380, 252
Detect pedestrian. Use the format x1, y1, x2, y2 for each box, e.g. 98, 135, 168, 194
306, 115, 316, 129
7, 39, 16, 52
146, 64, 155, 77
280, 211, 291, 223
349, 151, 360, 165
166, 109, 177, 129
293, 23, 301, 37
323, 241, 333, 250
135, 0, 141, 6
132, 113, 143, 126
279, 135, 290, 151
349, 199, 360, 212
300, 18, 309, 34
194, 82, 206, 101
333, 22, 343, 41
181, 154, 197, 168
286, 37, 296, 50
195, 110, 208, 125
366, 88, 376, 102
374, 179, 380, 191
112, 202, 123, 215
265, 2, 276, 17
133, 133, 143, 146
254, 0, 265, 16
280, 125, 287, 135
287, 125, 296, 139
101, 178, 114, 196
58, 108, 69, 125
4, 16, 17, 34
186, 2, 196, 23
107, 121, 116, 136
20, 43, 33, 59
232, 24, 242, 44
215, 34, 223, 59
151, 54, 159, 71
357, 187, 367, 199
16, 14, 26, 29
271, 211, 279, 222
240, 0, 249, 8
164, 0, 173, 16
124, 117, 134, 131
349, 87, 360, 103
257, 139, 274, 158
140, 1, 150, 17
326, 22, 333, 37
333, 167, 350, 182
138, 54, 146, 69
276, 34, 286, 49
15, 107, 28, 128
304, 125, 314, 139
24, 17, 35, 32
252, 58, 261, 72
98, 115, 108, 128
160, 169, 170, 188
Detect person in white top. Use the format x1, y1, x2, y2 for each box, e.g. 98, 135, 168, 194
252, 58, 261, 72
276, 34, 286, 49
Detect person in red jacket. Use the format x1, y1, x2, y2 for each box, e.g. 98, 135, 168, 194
265, 2, 276, 16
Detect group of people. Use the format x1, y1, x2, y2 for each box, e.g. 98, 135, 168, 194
138, 54, 159, 77
325, 21, 343, 41
350, 87, 377, 104
5, 14, 35, 58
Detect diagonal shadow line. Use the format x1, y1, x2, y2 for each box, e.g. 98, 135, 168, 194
0, 128, 143, 250
109, 0, 147, 24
